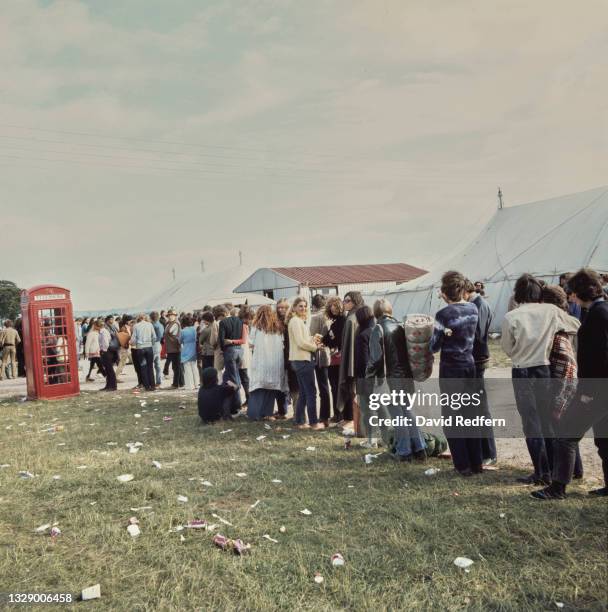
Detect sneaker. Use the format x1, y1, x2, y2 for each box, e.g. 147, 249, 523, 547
588, 487, 608, 497
531, 484, 566, 500
517, 473, 551, 486
456, 468, 474, 477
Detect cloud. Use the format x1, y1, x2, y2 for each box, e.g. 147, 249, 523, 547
0, 0, 606, 308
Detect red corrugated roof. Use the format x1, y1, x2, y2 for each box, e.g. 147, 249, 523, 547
270, 263, 427, 287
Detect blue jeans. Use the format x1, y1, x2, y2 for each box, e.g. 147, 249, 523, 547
153, 342, 162, 386
512, 366, 554, 480
138, 346, 155, 391
291, 359, 318, 425
222, 345, 243, 388
387, 379, 426, 457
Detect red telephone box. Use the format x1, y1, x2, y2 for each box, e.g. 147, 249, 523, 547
21, 285, 80, 400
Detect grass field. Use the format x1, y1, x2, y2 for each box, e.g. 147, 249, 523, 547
0, 389, 606, 611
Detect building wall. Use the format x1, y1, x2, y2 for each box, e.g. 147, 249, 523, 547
237, 280, 403, 302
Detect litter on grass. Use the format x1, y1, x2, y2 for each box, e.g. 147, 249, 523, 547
177, 495, 188, 503
19, 471, 35, 479
152, 461, 162, 469
130, 506, 152, 512
163, 416, 173, 422
279, 526, 286, 533
134, 414, 142, 418
271, 479, 282, 483
220, 429, 233, 434
117, 474, 134, 483
262, 534, 278, 543
250, 500, 260, 509
306, 446, 316, 451
213, 535, 251, 555
186, 519, 207, 529
281, 435, 290, 440
256, 435, 267, 441
314, 573, 324, 584
425, 468, 440, 476
331, 553, 345, 567
50, 526, 61, 538
52, 475, 61, 480
81, 584, 101, 601
76, 465, 88, 470
211, 513, 234, 527
263, 424, 272, 430
35, 523, 51, 533
201, 480, 213, 487
235, 473, 247, 478
454, 557, 474, 569
127, 524, 141, 538
300, 509, 312, 516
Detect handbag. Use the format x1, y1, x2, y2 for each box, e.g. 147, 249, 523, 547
330, 350, 342, 366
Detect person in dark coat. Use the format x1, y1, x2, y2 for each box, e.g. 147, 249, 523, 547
367, 298, 427, 461
533, 268, 608, 499
322, 297, 346, 422
198, 367, 240, 423
354, 306, 376, 440
337, 291, 364, 426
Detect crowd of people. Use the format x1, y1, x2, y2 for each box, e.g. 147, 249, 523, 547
2, 269, 607, 501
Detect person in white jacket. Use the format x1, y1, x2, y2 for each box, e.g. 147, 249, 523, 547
502, 274, 580, 485
246, 305, 288, 421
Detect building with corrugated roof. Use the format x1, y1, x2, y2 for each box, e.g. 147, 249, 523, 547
233, 263, 427, 302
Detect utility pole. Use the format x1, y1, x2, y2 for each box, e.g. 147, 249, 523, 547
201, 259, 205, 273
172, 267, 176, 281
239, 251, 243, 266
497, 187, 504, 209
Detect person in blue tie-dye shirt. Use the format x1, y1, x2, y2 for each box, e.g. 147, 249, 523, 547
431, 271, 483, 476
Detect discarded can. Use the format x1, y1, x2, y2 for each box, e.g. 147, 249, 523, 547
50, 526, 61, 537
232, 539, 251, 555
186, 519, 208, 529
331, 553, 345, 567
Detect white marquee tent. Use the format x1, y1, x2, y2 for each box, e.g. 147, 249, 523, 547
364, 186, 608, 332
132, 266, 273, 313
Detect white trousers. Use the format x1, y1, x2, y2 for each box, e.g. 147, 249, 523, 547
183, 360, 200, 390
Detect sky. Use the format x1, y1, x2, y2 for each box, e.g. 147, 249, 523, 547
1, 0, 606, 310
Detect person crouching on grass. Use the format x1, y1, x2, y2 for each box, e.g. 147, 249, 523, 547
430, 271, 483, 477
198, 367, 240, 423
287, 297, 324, 430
